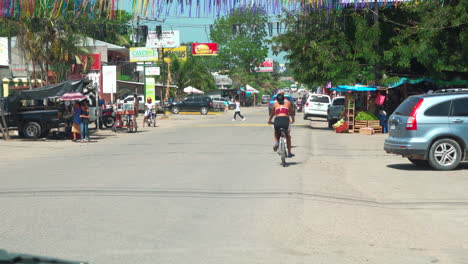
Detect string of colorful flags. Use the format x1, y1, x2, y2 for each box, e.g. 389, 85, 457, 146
0, 0, 415, 19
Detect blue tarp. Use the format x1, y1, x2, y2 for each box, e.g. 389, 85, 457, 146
331, 85, 377, 92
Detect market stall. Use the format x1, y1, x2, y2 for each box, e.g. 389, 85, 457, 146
331, 85, 386, 135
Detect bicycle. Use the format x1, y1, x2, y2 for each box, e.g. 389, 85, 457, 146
278, 128, 288, 167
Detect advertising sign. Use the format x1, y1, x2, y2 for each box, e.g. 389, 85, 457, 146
0, 38, 9, 66
102, 66, 116, 93
192, 43, 218, 56
158, 46, 187, 63
145, 77, 156, 101
145, 67, 160, 76
130, 48, 159, 62
146, 30, 180, 48
256, 58, 274, 72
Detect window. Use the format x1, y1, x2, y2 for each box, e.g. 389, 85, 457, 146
309, 96, 330, 103
425, 101, 451, 116
333, 98, 345, 106
450, 98, 468, 116
394, 97, 423, 116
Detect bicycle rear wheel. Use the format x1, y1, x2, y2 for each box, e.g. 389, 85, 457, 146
279, 137, 287, 167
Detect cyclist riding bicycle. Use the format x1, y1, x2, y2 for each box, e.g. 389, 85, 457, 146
143, 97, 156, 127
268, 93, 295, 158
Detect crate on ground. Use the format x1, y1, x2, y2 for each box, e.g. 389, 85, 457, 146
359, 127, 374, 135
354, 120, 368, 128
367, 120, 381, 128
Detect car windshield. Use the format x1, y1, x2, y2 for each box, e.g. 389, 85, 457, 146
3, 3, 466, 264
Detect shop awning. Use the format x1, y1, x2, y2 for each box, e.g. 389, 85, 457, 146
387, 77, 468, 88
8, 79, 91, 103
331, 85, 377, 92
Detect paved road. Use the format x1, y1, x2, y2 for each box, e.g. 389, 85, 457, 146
1, 107, 468, 264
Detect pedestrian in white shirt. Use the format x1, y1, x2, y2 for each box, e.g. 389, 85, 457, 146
232, 99, 245, 121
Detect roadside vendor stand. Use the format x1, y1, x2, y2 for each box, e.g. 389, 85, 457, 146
113, 102, 137, 133
331, 85, 385, 135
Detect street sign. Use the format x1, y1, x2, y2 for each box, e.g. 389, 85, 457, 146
145, 67, 160, 76
146, 30, 180, 48
102, 66, 116, 93
0, 38, 8, 66
192, 43, 218, 56
145, 77, 156, 101
159, 46, 187, 63
130, 48, 159, 62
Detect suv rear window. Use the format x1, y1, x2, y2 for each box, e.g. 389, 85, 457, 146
394, 97, 422, 116
332, 98, 345, 105
425, 101, 451, 116
309, 96, 330, 103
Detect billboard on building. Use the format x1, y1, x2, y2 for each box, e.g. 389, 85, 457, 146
256, 58, 274, 72
130, 48, 159, 62
192, 43, 218, 56
158, 46, 187, 63
146, 30, 180, 48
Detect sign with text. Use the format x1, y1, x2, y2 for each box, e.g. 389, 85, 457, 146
158, 46, 187, 63
130, 48, 158, 62
145, 77, 156, 101
0, 38, 9, 66
102, 66, 116, 93
145, 67, 160, 76
255, 58, 274, 72
192, 43, 218, 56
146, 30, 180, 48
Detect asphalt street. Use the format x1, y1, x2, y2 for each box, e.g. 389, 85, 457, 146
1, 107, 468, 264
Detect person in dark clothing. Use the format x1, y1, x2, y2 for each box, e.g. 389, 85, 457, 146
80, 104, 90, 143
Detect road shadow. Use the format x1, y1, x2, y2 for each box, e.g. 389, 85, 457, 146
281, 162, 302, 167
387, 162, 468, 171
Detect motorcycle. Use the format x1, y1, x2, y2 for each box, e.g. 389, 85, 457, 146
101, 107, 115, 128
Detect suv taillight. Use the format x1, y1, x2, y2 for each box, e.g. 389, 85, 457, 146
210, 102, 213, 107
406, 99, 424, 130
306, 102, 309, 107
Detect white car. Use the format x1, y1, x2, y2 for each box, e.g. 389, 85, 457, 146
303, 94, 331, 120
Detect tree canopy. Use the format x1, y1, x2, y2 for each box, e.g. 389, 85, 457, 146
273, 0, 468, 87
210, 7, 269, 73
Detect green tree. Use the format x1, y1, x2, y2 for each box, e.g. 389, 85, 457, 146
210, 7, 269, 72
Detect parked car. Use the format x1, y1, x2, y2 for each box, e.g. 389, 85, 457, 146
5, 106, 63, 139
122, 95, 161, 112
384, 91, 468, 170
168, 95, 214, 115
268, 94, 295, 114
327, 97, 345, 128
303, 94, 331, 120
261, 95, 271, 104
212, 97, 235, 110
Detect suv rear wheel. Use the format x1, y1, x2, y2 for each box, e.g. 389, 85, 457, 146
428, 139, 462, 171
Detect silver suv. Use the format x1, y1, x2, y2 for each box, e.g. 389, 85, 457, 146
384, 91, 468, 170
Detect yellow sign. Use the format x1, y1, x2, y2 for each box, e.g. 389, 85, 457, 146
158, 46, 187, 63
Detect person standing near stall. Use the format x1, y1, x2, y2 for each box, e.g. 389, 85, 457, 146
71, 102, 82, 142
133, 94, 139, 130
80, 104, 90, 143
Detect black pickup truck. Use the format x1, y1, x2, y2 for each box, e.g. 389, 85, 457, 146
4, 105, 63, 139
2, 79, 90, 139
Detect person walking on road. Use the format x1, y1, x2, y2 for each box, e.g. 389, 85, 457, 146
232, 99, 245, 121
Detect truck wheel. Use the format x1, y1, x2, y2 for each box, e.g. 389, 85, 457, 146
200, 107, 208, 115
23, 122, 42, 139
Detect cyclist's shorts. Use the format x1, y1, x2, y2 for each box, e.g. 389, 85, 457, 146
274, 116, 290, 132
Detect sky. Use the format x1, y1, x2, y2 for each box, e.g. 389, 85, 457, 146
122, 1, 287, 63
